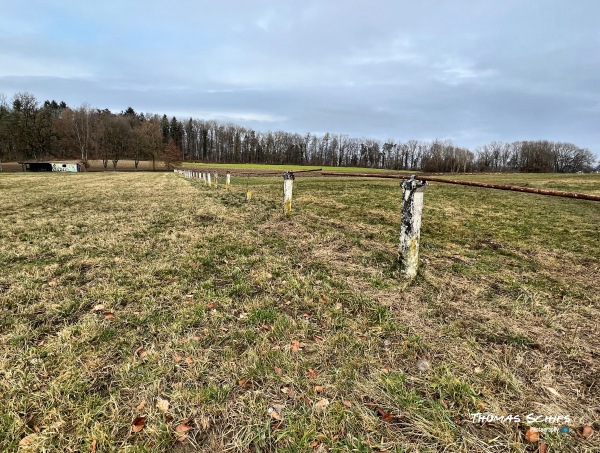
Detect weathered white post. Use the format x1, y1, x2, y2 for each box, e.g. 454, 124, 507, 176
283, 171, 294, 216
226, 172, 231, 190
213, 172, 218, 187
207, 172, 212, 186
399, 176, 428, 279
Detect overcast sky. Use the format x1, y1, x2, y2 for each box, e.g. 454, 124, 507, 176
1, 0, 599, 153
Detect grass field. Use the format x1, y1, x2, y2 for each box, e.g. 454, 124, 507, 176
0, 171, 598, 452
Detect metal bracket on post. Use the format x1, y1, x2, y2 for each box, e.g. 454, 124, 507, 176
283, 171, 294, 217
399, 175, 428, 279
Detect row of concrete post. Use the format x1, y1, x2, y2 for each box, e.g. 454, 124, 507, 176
175, 169, 231, 190
175, 168, 426, 280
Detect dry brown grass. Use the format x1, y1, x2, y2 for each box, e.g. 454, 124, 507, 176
0, 171, 598, 452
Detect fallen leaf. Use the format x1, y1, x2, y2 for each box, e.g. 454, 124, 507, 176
156, 398, 170, 413
525, 427, 540, 443
193, 335, 201, 341
476, 401, 485, 411
103, 312, 115, 320
175, 422, 193, 434
291, 340, 301, 352
274, 367, 283, 376
579, 425, 594, 439
261, 324, 270, 331
135, 346, 147, 358
136, 400, 147, 411
174, 355, 183, 363
310, 440, 320, 448
315, 398, 329, 411
306, 368, 319, 378
206, 302, 216, 309
314, 385, 324, 393
90, 438, 98, 452
538, 441, 548, 453
238, 379, 251, 389
342, 400, 352, 408
268, 407, 283, 420
335, 303, 342, 310
132, 416, 146, 432
176, 435, 188, 442
37, 340, 45, 347
19, 433, 38, 445
48, 281, 57, 287
416, 359, 431, 371
184, 357, 193, 365
545, 386, 560, 397
377, 407, 396, 422
92, 304, 105, 312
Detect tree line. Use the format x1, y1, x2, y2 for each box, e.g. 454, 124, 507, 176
1, 92, 597, 172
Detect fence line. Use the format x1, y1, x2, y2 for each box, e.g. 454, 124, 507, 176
320, 171, 600, 202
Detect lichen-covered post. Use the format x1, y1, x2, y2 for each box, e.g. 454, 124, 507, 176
283, 171, 294, 217
226, 172, 231, 190
399, 176, 428, 279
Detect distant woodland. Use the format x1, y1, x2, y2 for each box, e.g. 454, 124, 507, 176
0, 92, 597, 172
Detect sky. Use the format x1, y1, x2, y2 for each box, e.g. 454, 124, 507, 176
1, 0, 599, 154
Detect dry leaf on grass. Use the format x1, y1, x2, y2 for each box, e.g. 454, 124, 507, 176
103, 312, 115, 320
19, 434, 38, 446
156, 398, 170, 413
306, 368, 319, 378
92, 304, 105, 312
238, 379, 251, 389
342, 400, 352, 408
184, 357, 193, 365
132, 416, 146, 432
175, 422, 193, 434
274, 367, 283, 376
416, 358, 431, 371
135, 346, 147, 358
315, 398, 329, 411
268, 407, 283, 420
206, 302, 217, 309
538, 441, 548, 453
90, 438, 98, 452
136, 400, 146, 411
545, 386, 560, 397
376, 407, 396, 422
314, 385, 324, 393
291, 340, 302, 352
578, 425, 594, 439
525, 427, 540, 443
48, 281, 57, 287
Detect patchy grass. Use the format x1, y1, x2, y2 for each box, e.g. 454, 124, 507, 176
0, 171, 598, 452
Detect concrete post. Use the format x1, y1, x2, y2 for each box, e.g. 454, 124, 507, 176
399, 176, 428, 279
207, 172, 212, 186
283, 172, 294, 216
226, 172, 231, 190
213, 172, 218, 187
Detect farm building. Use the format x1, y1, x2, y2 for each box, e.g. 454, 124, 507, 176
18, 161, 81, 172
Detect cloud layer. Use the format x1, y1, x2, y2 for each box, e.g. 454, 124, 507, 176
1, 0, 599, 152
